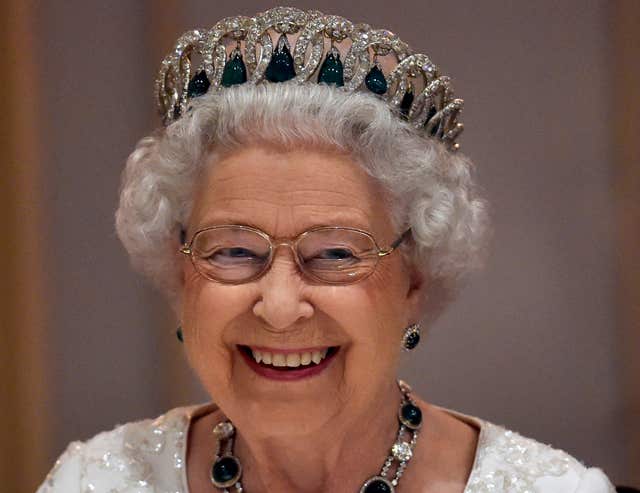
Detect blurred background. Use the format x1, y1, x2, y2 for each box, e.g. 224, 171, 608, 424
2, 1, 638, 491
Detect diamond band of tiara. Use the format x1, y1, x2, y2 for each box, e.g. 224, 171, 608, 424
156, 6, 464, 151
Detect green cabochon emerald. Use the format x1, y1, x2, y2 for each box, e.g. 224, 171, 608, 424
361, 476, 394, 493
265, 34, 296, 82
187, 70, 211, 98
222, 48, 248, 87
399, 402, 422, 430
365, 64, 387, 95
211, 455, 242, 488
318, 46, 344, 87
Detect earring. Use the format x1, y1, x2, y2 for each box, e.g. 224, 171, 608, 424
402, 323, 421, 351
176, 326, 184, 343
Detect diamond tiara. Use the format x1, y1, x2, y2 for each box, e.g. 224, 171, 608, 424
156, 6, 464, 151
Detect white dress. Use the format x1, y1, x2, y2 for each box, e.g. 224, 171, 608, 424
36, 402, 616, 493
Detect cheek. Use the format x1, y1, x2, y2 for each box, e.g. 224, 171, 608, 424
181, 260, 247, 333
181, 276, 249, 389
361, 261, 409, 330
335, 264, 409, 372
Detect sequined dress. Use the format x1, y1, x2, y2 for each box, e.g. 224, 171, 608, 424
36, 403, 615, 493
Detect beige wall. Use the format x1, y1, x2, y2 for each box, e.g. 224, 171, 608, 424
3, 1, 636, 491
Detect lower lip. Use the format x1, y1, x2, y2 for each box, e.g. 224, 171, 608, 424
239, 347, 339, 381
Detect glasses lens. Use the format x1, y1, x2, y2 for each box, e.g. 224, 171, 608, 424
297, 228, 379, 283
191, 226, 270, 283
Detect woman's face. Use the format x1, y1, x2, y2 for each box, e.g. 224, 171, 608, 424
182, 144, 426, 435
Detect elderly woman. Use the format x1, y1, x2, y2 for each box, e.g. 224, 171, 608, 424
37, 6, 615, 493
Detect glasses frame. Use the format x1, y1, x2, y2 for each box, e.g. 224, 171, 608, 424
179, 224, 412, 285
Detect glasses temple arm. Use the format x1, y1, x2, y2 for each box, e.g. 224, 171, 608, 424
379, 228, 412, 256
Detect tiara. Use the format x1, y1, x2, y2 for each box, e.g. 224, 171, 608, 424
156, 6, 464, 151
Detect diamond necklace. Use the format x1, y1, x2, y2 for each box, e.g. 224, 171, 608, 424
209, 380, 422, 493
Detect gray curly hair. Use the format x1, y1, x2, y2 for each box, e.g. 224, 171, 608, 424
115, 82, 491, 321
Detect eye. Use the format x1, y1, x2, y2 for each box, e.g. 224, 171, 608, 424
316, 248, 356, 260
222, 247, 256, 257
303, 247, 362, 267
206, 247, 264, 264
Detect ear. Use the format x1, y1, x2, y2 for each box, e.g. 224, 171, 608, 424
405, 266, 428, 322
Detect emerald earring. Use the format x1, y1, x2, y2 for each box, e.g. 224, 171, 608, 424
402, 323, 420, 351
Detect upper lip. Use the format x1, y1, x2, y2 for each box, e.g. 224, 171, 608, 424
239, 344, 337, 354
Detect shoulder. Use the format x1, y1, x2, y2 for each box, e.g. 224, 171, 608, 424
464, 416, 616, 493
36, 403, 216, 493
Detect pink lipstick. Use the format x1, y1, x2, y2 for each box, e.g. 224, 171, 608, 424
238, 345, 339, 381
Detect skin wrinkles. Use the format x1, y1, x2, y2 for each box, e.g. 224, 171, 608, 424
188, 155, 381, 240
190, 198, 380, 241
181, 144, 477, 493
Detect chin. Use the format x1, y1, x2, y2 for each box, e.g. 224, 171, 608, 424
240, 397, 343, 437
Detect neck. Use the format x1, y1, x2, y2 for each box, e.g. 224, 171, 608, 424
232, 379, 403, 493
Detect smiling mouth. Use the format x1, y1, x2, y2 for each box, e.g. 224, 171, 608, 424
238, 345, 340, 371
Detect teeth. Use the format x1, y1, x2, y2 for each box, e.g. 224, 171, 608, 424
250, 347, 331, 367
286, 353, 301, 367
311, 350, 325, 364
272, 353, 286, 367
300, 352, 312, 365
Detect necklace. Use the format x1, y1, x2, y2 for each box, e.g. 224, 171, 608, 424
209, 379, 422, 493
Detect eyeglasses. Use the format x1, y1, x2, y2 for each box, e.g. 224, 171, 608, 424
179, 224, 412, 285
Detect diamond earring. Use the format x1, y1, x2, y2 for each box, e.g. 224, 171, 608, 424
402, 323, 421, 351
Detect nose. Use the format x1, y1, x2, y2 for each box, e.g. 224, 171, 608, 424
252, 245, 314, 331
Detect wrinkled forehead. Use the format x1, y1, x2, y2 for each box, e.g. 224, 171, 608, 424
188, 145, 395, 238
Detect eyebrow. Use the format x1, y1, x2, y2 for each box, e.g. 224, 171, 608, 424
196, 216, 372, 234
